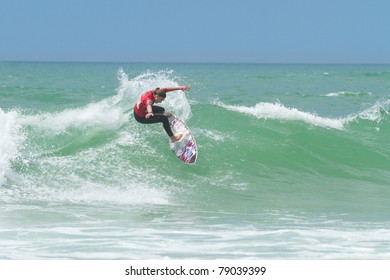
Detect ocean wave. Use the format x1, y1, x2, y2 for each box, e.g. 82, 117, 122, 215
218, 101, 345, 129
346, 99, 389, 123
16, 68, 191, 135
217, 98, 389, 130
19, 99, 128, 134
323, 91, 372, 97
1, 68, 192, 205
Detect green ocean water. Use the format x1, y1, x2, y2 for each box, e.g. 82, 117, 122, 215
1, 62, 389, 259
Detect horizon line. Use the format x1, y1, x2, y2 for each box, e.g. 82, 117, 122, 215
1, 59, 390, 65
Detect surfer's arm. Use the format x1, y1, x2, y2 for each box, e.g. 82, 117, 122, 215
164, 85, 190, 92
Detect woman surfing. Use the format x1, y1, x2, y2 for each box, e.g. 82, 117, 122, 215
133, 85, 190, 142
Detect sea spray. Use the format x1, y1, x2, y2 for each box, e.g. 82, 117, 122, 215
0, 109, 24, 186
118, 68, 192, 121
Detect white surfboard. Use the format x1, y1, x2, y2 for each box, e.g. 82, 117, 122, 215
168, 115, 198, 164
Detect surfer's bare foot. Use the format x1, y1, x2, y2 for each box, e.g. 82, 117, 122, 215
170, 134, 183, 142
164, 112, 173, 117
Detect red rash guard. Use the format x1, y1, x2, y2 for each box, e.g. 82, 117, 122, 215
134, 90, 153, 117
134, 88, 168, 117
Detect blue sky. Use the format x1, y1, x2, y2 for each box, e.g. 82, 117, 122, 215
1, 0, 390, 63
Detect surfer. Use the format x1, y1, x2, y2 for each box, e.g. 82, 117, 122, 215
134, 85, 190, 142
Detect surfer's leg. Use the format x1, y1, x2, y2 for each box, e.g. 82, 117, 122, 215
152, 106, 165, 114
134, 109, 181, 141
157, 115, 174, 137
135, 111, 174, 136
153, 106, 172, 118
152, 114, 182, 141
151, 106, 175, 137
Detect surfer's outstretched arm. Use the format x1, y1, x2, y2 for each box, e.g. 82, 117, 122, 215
164, 85, 190, 92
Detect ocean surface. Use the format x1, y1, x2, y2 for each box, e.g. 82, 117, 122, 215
1, 62, 389, 259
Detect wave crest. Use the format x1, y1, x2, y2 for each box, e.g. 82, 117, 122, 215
219, 101, 345, 129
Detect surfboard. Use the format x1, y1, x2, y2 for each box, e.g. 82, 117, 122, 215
168, 115, 198, 164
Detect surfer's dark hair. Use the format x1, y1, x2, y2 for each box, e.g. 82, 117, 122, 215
154, 88, 166, 98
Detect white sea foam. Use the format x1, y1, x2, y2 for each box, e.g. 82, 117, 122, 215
346, 99, 389, 123
0, 109, 24, 186
19, 98, 128, 134
219, 102, 345, 129
219, 98, 390, 130
50, 180, 171, 206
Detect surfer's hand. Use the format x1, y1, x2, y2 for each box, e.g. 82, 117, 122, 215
145, 112, 154, 119
180, 85, 190, 91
